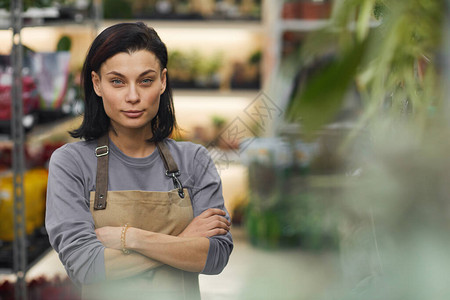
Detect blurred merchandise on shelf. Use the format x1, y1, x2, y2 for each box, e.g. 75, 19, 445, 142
230, 49, 261, 90
0, 167, 51, 271
0, 67, 40, 132
168, 50, 223, 89
0, 0, 93, 26
0, 276, 81, 300
180, 115, 244, 151
241, 138, 295, 169
0, 168, 48, 242
57, 0, 92, 23
282, 31, 306, 58
103, 0, 261, 20
241, 135, 349, 250
167, 48, 261, 90
27, 140, 66, 168
0, 47, 80, 132
31, 51, 72, 115
64, 70, 84, 116
282, 0, 333, 20
0, 140, 65, 170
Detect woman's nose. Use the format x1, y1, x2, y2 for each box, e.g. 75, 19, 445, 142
126, 84, 140, 103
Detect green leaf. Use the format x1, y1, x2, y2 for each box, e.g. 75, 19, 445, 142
56, 35, 71, 52
287, 39, 368, 134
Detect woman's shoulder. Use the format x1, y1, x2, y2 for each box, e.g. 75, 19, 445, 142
163, 138, 210, 161
164, 138, 204, 152
50, 139, 97, 163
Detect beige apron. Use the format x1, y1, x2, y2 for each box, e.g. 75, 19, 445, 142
82, 136, 201, 300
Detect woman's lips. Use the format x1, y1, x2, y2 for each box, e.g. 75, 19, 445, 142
122, 110, 144, 118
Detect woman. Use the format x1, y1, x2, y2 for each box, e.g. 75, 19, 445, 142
45, 22, 233, 299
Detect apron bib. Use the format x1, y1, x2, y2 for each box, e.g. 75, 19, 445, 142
83, 136, 200, 300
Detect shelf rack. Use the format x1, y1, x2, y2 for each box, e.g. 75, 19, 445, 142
261, 0, 331, 138
10, 1, 27, 299
3, 1, 102, 299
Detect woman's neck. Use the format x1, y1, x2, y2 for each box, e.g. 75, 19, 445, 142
108, 128, 156, 158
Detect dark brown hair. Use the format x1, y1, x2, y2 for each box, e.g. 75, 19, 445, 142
70, 22, 176, 142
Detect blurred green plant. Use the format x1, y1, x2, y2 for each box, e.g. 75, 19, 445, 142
286, 0, 445, 139
211, 115, 226, 129
168, 50, 193, 82
103, 0, 133, 19
168, 50, 223, 88
199, 52, 223, 77
276, 1, 450, 299
56, 35, 71, 51
249, 49, 262, 65
246, 162, 340, 250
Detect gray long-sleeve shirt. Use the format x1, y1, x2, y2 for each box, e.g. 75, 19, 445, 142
45, 138, 233, 286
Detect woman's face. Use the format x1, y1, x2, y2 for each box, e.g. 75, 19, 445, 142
92, 50, 166, 135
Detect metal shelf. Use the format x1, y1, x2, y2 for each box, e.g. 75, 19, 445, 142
2, 2, 102, 299
0, 6, 98, 31
103, 19, 262, 31
0, 19, 97, 30
280, 19, 329, 32
174, 89, 260, 98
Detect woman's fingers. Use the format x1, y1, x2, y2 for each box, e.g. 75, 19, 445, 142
208, 228, 229, 236
201, 210, 230, 226
179, 208, 231, 238
203, 218, 230, 237
208, 217, 230, 229
214, 215, 231, 226
200, 208, 227, 218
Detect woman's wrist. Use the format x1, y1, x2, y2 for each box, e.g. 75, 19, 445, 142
125, 227, 140, 250
126, 228, 161, 252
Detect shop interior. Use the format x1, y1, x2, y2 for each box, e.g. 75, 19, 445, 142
1, 0, 450, 299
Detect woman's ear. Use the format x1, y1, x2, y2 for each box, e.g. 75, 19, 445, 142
91, 71, 102, 97
160, 68, 167, 95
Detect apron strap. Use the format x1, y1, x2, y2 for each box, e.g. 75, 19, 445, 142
156, 141, 185, 199
94, 134, 109, 210
156, 141, 178, 173
93, 136, 185, 207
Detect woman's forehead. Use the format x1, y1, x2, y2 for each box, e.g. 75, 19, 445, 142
100, 50, 161, 74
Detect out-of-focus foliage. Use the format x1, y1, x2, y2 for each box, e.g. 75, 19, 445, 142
334, 121, 450, 300
286, 0, 445, 137
282, 1, 450, 299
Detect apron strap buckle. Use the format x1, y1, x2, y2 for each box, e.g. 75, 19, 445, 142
165, 171, 185, 198
95, 145, 109, 157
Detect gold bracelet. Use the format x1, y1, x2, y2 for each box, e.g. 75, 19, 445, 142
121, 223, 130, 255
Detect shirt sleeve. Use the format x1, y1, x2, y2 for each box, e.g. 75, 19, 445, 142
190, 146, 234, 275
45, 145, 106, 286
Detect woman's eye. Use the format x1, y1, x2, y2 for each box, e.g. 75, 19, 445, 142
141, 78, 153, 85
111, 79, 124, 85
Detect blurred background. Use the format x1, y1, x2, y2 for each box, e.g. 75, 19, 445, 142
1, 0, 450, 299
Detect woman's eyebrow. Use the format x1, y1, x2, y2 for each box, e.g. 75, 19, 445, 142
139, 69, 157, 76
105, 69, 157, 77
105, 71, 124, 77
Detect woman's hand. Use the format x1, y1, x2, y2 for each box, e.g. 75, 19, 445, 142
95, 226, 122, 249
179, 208, 231, 238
